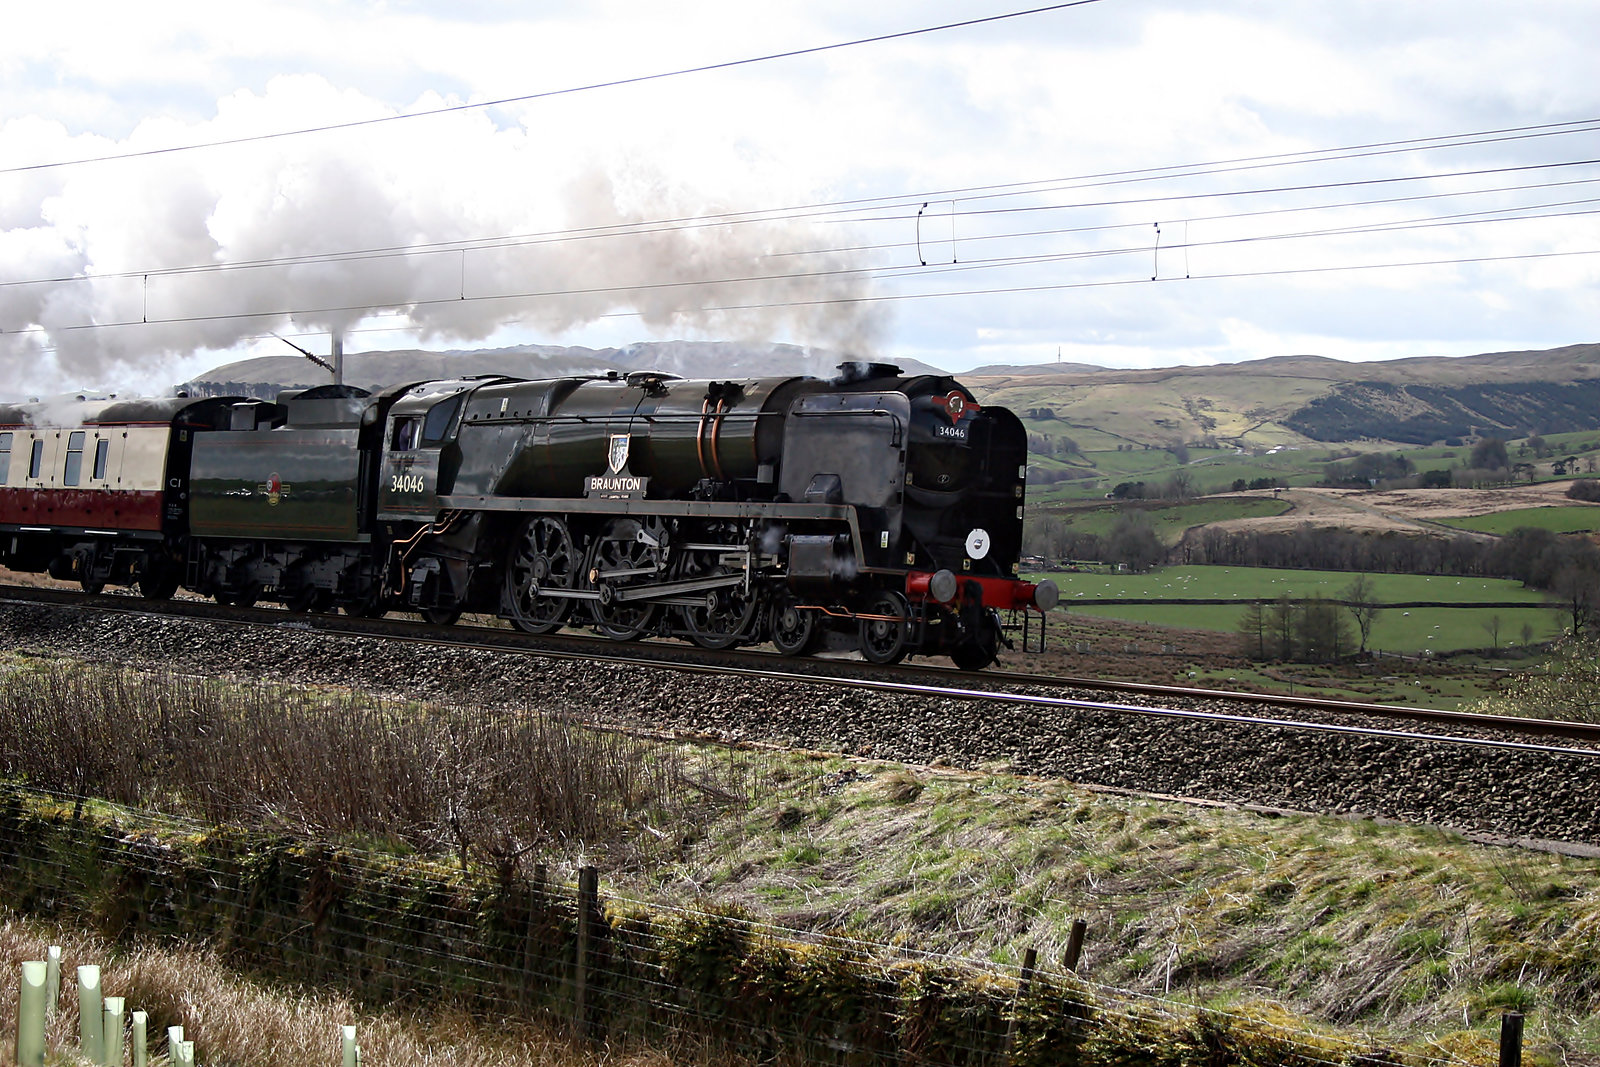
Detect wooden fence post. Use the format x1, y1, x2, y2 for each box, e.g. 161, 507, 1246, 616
1499, 1011, 1524, 1067
1064, 919, 1088, 972
17, 961, 47, 1067
574, 866, 599, 1038
77, 966, 103, 1062
1002, 945, 1038, 1061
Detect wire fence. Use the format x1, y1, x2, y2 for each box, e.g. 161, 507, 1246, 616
0, 783, 1503, 1067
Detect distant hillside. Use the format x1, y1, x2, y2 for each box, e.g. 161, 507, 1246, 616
179, 341, 947, 398
1283, 378, 1600, 444
965, 343, 1600, 448
963, 361, 1106, 376
180, 339, 1600, 449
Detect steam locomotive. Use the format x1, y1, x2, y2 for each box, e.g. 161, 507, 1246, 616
0, 362, 1056, 669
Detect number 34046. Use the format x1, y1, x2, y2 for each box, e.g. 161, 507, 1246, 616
390, 472, 427, 494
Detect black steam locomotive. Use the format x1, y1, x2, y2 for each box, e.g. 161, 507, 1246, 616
0, 362, 1056, 669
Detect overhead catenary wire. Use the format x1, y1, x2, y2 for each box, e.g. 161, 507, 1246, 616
6, 116, 1598, 358
0, 0, 1112, 177
7, 165, 1599, 347
6, 144, 1596, 291
14, 242, 1600, 343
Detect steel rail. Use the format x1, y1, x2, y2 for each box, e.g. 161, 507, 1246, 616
975, 668, 1600, 741
2, 582, 1597, 760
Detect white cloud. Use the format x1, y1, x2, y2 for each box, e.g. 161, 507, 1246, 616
1, 0, 1597, 395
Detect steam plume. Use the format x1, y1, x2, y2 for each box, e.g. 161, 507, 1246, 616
0, 77, 888, 396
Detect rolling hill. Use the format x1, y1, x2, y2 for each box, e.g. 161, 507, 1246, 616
180, 339, 1600, 454
179, 340, 945, 399
963, 342, 1600, 449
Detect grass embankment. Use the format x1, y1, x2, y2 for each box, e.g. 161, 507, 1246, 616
1, 655, 1597, 1062
1029, 565, 1564, 656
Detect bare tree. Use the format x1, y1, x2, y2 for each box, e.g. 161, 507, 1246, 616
1551, 565, 1600, 636
1236, 600, 1268, 660
1297, 596, 1352, 663
1342, 574, 1381, 654
1269, 595, 1295, 660
1482, 614, 1502, 655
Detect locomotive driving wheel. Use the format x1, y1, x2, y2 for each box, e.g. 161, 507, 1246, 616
675, 520, 759, 649
858, 590, 912, 665
769, 591, 821, 656
505, 515, 578, 634
585, 517, 664, 640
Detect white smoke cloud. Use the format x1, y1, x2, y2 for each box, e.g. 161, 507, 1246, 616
0, 76, 889, 397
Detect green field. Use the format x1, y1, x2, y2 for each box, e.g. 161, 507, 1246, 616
1436, 505, 1600, 535
1027, 565, 1565, 654
1018, 416, 1600, 502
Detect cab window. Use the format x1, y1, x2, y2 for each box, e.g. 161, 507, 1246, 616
0, 432, 11, 484
421, 396, 463, 446
391, 417, 421, 451
28, 440, 43, 479
92, 439, 109, 480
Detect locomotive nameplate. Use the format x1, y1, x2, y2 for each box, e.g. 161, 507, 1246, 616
584, 473, 649, 499
587, 432, 648, 498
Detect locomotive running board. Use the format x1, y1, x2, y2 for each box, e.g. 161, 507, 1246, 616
438, 493, 857, 525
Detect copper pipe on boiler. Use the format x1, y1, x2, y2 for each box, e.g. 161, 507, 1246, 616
709, 398, 727, 480
695, 397, 711, 480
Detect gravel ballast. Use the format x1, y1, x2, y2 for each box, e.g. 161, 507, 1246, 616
3, 602, 1596, 849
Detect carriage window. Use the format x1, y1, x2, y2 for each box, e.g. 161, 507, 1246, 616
63, 431, 86, 487
420, 396, 463, 446
28, 440, 43, 479
391, 416, 421, 451
0, 433, 10, 484
92, 438, 110, 480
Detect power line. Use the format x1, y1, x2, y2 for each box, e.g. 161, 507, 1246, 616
0, 1, 1110, 176
5, 153, 1595, 292
17, 243, 1597, 340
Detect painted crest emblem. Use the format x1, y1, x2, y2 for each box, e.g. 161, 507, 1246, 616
931, 390, 979, 424
607, 433, 631, 474
256, 472, 292, 506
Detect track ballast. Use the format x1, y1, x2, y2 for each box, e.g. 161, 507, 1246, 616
0, 584, 1594, 852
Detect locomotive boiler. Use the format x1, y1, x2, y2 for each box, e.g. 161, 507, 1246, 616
0, 362, 1056, 669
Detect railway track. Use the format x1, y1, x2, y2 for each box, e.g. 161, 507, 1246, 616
3, 582, 1592, 749
1, 582, 1597, 851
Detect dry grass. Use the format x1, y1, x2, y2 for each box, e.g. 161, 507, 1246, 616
0, 659, 750, 873
0, 917, 738, 1067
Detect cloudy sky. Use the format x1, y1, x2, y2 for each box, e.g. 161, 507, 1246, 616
2, 0, 1598, 395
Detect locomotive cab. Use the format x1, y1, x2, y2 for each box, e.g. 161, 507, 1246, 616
378, 378, 490, 521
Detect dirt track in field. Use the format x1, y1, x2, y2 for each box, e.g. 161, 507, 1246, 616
1209, 481, 1600, 536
